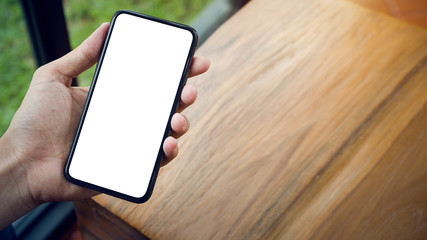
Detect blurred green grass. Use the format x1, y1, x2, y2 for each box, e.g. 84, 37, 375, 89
0, 0, 209, 136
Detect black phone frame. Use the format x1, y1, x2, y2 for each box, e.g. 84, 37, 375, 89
64, 10, 198, 203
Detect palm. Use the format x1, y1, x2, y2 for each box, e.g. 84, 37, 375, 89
10, 78, 95, 202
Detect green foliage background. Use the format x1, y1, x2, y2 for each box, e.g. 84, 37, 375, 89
0, 0, 208, 136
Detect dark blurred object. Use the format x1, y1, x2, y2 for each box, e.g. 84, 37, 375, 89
12, 202, 76, 240
192, 0, 249, 45
19, 0, 77, 86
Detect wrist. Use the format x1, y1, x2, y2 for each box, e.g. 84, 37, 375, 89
0, 130, 38, 229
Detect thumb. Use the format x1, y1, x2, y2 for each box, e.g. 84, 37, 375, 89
48, 22, 110, 84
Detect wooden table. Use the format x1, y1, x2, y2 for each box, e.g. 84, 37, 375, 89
74, 0, 427, 239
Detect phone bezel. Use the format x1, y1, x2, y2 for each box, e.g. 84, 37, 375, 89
64, 10, 198, 203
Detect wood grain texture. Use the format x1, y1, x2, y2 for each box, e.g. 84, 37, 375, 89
74, 199, 148, 240
350, 0, 427, 28
78, 0, 427, 239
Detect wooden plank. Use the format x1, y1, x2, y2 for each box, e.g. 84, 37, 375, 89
74, 199, 148, 240
77, 0, 427, 239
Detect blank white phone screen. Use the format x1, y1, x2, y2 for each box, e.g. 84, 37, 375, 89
68, 13, 193, 198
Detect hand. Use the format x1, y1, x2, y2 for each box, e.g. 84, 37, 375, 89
0, 22, 209, 229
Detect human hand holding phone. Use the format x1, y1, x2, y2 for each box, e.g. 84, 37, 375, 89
0, 19, 209, 228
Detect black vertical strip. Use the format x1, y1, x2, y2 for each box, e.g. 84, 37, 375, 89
19, 0, 77, 86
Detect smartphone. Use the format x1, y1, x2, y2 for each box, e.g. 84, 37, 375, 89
64, 10, 197, 203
